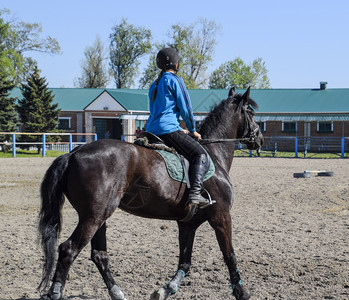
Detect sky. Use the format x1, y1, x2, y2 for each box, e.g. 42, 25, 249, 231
2, 0, 349, 89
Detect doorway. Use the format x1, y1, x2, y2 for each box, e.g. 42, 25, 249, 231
95, 119, 122, 140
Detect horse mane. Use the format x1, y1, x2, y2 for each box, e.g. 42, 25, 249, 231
198, 92, 258, 138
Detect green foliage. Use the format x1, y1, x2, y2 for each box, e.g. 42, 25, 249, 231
168, 19, 219, 88
109, 18, 152, 88
0, 10, 21, 83
139, 19, 219, 89
75, 35, 109, 88
209, 57, 271, 89
0, 74, 19, 147
17, 67, 61, 152
0, 9, 61, 85
139, 52, 159, 89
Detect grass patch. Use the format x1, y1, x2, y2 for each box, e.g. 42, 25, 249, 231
0, 150, 65, 158
234, 149, 348, 159
1, 149, 348, 159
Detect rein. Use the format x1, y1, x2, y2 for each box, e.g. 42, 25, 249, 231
199, 138, 250, 145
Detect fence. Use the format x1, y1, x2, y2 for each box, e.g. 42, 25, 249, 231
0, 132, 97, 157
1, 133, 348, 158
236, 136, 349, 158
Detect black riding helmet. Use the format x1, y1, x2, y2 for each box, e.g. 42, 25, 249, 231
156, 48, 180, 71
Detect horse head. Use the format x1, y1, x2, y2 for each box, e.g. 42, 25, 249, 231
230, 87, 264, 150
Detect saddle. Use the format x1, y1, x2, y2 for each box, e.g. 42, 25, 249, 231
134, 132, 216, 222
134, 132, 215, 187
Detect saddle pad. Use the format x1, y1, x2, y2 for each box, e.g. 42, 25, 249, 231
155, 150, 215, 183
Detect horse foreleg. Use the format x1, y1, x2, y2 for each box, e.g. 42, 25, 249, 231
150, 269, 185, 300
209, 213, 250, 300
150, 219, 203, 300
91, 222, 127, 300
41, 219, 102, 300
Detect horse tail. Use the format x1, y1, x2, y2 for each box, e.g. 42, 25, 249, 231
38, 153, 71, 291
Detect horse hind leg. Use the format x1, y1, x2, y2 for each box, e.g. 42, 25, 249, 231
41, 218, 103, 300
91, 222, 127, 300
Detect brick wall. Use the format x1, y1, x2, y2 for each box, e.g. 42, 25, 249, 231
262, 120, 349, 152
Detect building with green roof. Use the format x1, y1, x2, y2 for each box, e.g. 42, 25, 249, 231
10, 82, 349, 151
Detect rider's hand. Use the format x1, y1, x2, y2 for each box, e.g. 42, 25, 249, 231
192, 131, 202, 141
182, 129, 190, 135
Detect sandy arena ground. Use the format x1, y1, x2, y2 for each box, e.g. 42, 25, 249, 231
0, 156, 348, 300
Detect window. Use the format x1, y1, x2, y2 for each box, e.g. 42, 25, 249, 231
58, 117, 71, 130
282, 122, 297, 133
257, 121, 266, 132
317, 121, 333, 133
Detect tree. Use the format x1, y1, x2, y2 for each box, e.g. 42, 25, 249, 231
138, 42, 165, 89
139, 19, 219, 89
0, 9, 61, 85
0, 9, 20, 83
209, 57, 270, 89
17, 67, 60, 152
169, 19, 219, 88
0, 75, 19, 152
75, 36, 109, 88
109, 18, 152, 88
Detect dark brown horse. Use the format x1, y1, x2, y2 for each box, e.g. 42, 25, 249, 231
38, 87, 263, 300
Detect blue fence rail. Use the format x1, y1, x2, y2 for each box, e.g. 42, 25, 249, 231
236, 136, 349, 158
0, 132, 97, 157
1, 133, 348, 158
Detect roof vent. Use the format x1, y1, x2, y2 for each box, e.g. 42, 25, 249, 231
320, 81, 328, 90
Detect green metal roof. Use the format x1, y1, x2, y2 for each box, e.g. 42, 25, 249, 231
105, 89, 149, 111
52, 88, 105, 111
189, 88, 349, 114
188, 89, 229, 112
247, 89, 349, 113
9, 87, 349, 116
11, 87, 105, 111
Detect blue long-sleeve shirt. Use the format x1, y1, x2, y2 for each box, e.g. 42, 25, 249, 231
146, 72, 196, 135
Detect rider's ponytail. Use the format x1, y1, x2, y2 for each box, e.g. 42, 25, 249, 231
152, 71, 164, 102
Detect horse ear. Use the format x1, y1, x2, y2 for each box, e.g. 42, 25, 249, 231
228, 87, 236, 97
242, 87, 250, 102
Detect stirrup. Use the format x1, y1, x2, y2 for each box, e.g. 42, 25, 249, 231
199, 188, 216, 208
189, 189, 216, 209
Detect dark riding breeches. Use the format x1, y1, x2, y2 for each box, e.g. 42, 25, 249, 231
159, 130, 207, 162
159, 130, 210, 203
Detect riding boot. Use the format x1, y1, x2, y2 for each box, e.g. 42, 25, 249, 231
188, 154, 215, 207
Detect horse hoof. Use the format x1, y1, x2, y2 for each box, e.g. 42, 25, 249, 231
109, 284, 126, 300
40, 282, 63, 300
149, 287, 167, 300
40, 294, 62, 300
233, 284, 250, 300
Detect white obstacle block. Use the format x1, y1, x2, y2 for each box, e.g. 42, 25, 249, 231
293, 171, 334, 178
304, 170, 334, 177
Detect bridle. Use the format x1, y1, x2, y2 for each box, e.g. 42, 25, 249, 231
200, 100, 259, 146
